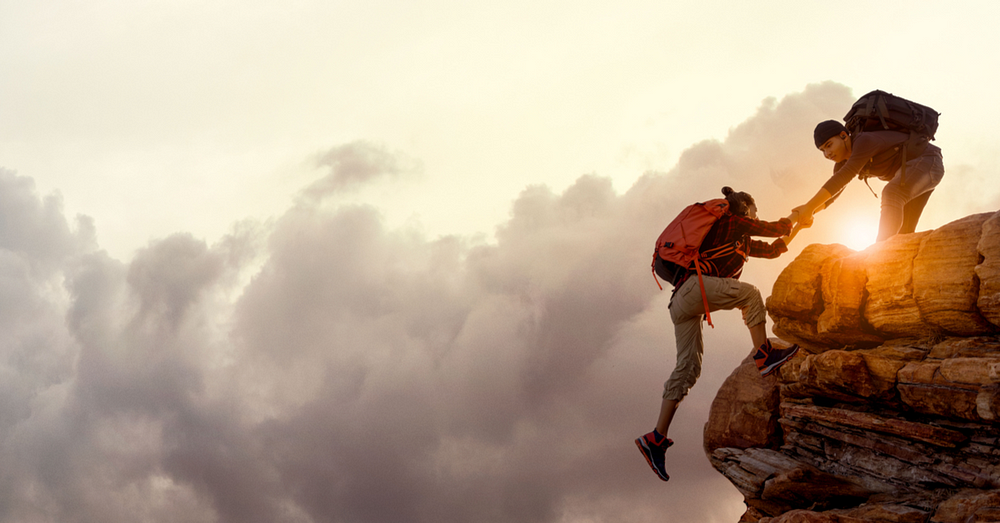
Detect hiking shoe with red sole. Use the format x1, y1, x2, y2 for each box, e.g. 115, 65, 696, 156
635, 432, 673, 481
754, 341, 800, 377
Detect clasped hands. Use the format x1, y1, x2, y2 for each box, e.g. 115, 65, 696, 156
778, 206, 814, 245
785, 206, 814, 228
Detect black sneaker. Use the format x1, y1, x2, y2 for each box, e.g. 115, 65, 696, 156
635, 432, 673, 481
753, 340, 799, 377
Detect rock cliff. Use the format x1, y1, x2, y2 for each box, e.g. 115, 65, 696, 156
705, 210, 1000, 523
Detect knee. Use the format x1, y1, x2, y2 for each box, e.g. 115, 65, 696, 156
675, 358, 703, 379
744, 303, 767, 328
662, 386, 686, 401
663, 366, 701, 400
881, 184, 907, 208
663, 352, 702, 400
737, 283, 767, 327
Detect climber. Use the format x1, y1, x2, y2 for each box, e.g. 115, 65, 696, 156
791, 117, 945, 243
636, 187, 801, 482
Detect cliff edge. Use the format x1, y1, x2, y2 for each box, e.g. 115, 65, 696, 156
705, 210, 1000, 523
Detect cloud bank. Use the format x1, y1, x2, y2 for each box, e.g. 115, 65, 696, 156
0, 83, 895, 522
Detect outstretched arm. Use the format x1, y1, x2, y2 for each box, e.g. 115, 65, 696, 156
782, 227, 799, 246
791, 187, 834, 227
748, 237, 789, 259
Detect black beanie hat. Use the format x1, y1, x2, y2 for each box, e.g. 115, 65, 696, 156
814, 120, 848, 148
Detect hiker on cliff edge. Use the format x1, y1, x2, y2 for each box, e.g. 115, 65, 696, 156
636, 187, 800, 482
791, 106, 945, 243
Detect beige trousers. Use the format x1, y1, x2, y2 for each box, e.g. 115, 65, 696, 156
663, 275, 766, 401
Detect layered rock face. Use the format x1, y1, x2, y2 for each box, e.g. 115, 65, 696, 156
705, 211, 1000, 523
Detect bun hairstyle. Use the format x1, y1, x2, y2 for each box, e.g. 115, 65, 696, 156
722, 186, 755, 217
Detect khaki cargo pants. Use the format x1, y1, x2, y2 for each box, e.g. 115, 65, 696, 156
663, 275, 766, 401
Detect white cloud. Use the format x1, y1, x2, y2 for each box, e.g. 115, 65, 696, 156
0, 83, 982, 522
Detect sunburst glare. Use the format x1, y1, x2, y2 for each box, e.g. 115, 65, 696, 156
840, 217, 879, 251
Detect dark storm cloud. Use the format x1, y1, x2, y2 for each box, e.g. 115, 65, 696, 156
0, 83, 869, 522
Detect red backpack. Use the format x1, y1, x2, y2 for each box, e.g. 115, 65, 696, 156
651, 198, 737, 328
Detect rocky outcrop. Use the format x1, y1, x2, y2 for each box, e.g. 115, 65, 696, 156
705, 210, 1000, 523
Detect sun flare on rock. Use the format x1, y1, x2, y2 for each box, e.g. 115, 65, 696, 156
839, 217, 878, 251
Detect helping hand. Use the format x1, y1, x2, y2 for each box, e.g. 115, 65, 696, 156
790, 206, 814, 228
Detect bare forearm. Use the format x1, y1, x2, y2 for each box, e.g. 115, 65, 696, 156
800, 188, 833, 214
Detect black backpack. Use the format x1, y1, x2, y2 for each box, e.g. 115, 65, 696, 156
843, 90, 940, 183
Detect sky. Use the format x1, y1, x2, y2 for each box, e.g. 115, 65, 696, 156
2, 1, 1000, 522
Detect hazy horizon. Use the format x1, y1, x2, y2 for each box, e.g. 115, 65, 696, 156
3, 2, 1000, 521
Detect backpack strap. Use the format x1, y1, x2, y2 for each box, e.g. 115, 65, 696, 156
691, 239, 741, 329
900, 132, 910, 186
863, 95, 876, 127
651, 253, 663, 291
649, 247, 723, 328
875, 94, 890, 129
699, 241, 740, 261
858, 172, 878, 198
693, 259, 715, 328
